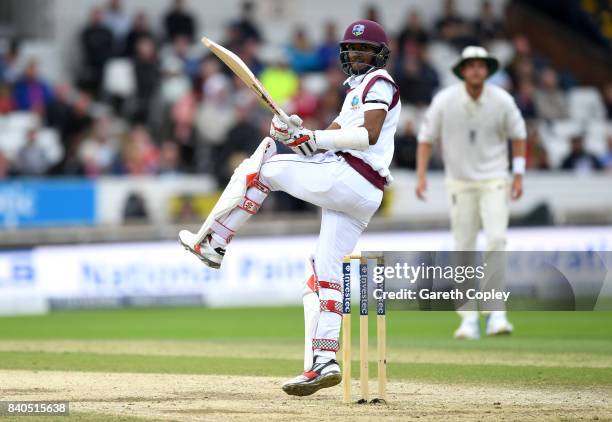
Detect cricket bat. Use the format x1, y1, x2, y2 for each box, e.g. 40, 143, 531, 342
201, 37, 292, 126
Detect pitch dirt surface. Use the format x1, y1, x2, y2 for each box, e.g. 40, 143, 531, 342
2, 369, 611, 422
1, 339, 612, 368
1, 309, 611, 420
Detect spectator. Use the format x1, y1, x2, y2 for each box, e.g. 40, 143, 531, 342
394, 51, 439, 106
601, 135, 612, 171
171, 91, 198, 172
289, 80, 319, 120
365, 4, 381, 24
317, 21, 340, 71
115, 125, 159, 175
311, 67, 344, 127
160, 56, 191, 107
0, 39, 21, 83
79, 8, 113, 97
125, 12, 155, 58
397, 11, 429, 55
473, 0, 504, 43
238, 38, 265, 76
14, 128, 52, 176
505, 34, 546, 89
0, 82, 15, 113
260, 54, 299, 106
0, 151, 12, 178
533, 68, 568, 120
525, 124, 549, 170
59, 90, 94, 149
160, 34, 201, 80
231, 1, 261, 43
603, 83, 612, 119
286, 27, 321, 74
157, 140, 182, 175
393, 119, 418, 169
164, 0, 196, 42
215, 105, 260, 185
436, 0, 475, 49
508, 58, 536, 93
46, 88, 93, 177
514, 79, 537, 120
196, 66, 235, 146
561, 135, 603, 172
78, 115, 119, 176
104, 0, 132, 55
46, 82, 72, 129
132, 38, 160, 123
12, 60, 53, 114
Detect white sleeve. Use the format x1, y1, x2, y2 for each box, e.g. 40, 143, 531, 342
418, 96, 442, 144
363, 79, 395, 112
505, 98, 527, 140
332, 115, 344, 128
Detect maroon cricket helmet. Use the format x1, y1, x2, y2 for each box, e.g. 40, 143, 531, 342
339, 19, 391, 76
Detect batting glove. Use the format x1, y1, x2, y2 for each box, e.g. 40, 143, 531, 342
285, 128, 317, 156
269, 114, 303, 142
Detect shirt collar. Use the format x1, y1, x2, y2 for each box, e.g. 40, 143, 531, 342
461, 83, 488, 105
343, 68, 378, 89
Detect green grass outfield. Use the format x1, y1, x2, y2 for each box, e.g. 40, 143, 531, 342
0, 307, 611, 387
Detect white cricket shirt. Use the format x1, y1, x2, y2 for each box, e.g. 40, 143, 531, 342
333, 68, 401, 183
418, 83, 526, 181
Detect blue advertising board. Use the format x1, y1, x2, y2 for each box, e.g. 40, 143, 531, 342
0, 179, 96, 228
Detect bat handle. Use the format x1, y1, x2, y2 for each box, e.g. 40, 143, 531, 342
277, 110, 301, 130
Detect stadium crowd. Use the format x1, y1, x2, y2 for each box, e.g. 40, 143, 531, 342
0, 0, 611, 184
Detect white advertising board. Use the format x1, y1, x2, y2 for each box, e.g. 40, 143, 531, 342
1, 226, 612, 315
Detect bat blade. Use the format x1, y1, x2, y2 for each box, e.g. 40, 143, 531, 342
201, 37, 288, 121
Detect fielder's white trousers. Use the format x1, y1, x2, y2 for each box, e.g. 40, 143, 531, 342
446, 177, 509, 252
261, 151, 382, 356
446, 178, 510, 318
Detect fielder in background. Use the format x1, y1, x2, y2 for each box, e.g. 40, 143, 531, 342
416, 46, 526, 340
179, 20, 400, 395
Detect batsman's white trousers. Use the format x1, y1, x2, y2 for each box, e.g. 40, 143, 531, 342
260, 151, 383, 351
446, 177, 510, 252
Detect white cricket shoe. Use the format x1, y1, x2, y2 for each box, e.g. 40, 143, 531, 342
454, 318, 480, 340
486, 312, 514, 336
282, 358, 342, 396
178, 230, 225, 269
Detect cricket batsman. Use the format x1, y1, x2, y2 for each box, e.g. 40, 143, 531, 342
416, 46, 526, 339
179, 20, 400, 395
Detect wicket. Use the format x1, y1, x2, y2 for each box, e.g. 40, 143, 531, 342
341, 253, 386, 404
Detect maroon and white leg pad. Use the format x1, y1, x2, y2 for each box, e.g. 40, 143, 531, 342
213, 178, 271, 246
210, 220, 235, 245
312, 279, 342, 359
312, 338, 340, 352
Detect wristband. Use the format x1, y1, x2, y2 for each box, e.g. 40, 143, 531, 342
314, 127, 370, 151
512, 156, 526, 175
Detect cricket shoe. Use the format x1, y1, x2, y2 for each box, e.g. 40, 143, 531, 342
453, 318, 480, 340
485, 312, 513, 336
282, 359, 342, 397
178, 230, 225, 269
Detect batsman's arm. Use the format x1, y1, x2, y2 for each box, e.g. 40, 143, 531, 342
362, 109, 387, 145
316, 109, 387, 150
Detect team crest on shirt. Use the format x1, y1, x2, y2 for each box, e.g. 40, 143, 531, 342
351, 95, 360, 109
352, 24, 365, 36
